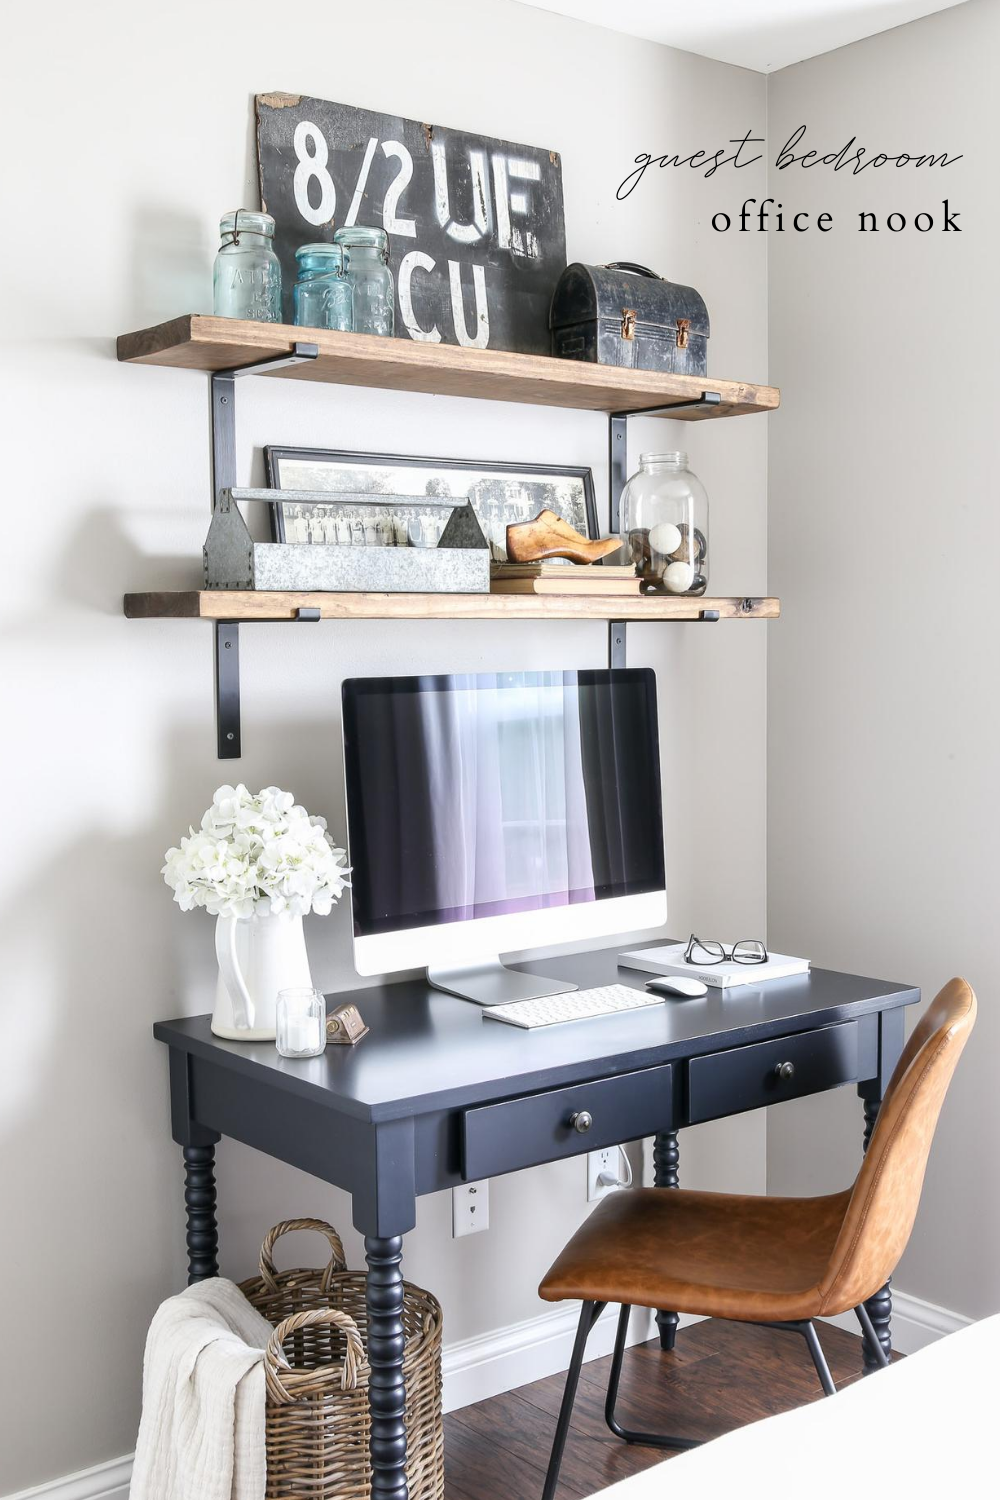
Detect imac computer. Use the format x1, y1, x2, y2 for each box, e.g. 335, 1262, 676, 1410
341, 669, 666, 1005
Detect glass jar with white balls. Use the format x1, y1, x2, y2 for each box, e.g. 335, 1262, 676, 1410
621, 452, 709, 595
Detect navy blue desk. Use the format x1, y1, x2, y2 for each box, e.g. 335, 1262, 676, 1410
155, 944, 919, 1500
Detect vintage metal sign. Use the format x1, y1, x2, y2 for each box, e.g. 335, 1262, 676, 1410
256, 93, 566, 354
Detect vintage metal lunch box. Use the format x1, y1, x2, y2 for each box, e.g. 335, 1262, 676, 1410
549, 262, 709, 376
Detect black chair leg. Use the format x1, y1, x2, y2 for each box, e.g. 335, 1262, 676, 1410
542, 1301, 605, 1500
855, 1301, 891, 1369
759, 1319, 837, 1397
546, 1306, 840, 1491
604, 1305, 701, 1452
801, 1320, 837, 1396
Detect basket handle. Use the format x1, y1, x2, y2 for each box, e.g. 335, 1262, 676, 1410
259, 1218, 347, 1292
265, 1308, 367, 1403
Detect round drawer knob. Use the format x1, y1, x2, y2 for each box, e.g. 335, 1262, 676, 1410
774, 1061, 796, 1081
569, 1110, 593, 1134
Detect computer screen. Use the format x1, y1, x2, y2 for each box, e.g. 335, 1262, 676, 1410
342, 669, 664, 943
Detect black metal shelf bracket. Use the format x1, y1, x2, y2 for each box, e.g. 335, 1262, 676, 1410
607, 392, 725, 670
210, 344, 319, 759
608, 413, 629, 675
610, 391, 723, 422
215, 622, 241, 757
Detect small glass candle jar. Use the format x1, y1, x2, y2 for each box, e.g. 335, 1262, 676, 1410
621, 452, 709, 595
334, 226, 395, 336
276, 988, 327, 1059
213, 211, 282, 323
293, 243, 353, 331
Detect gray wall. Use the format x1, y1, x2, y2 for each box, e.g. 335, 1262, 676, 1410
766, 0, 999, 1317
0, 2, 768, 1490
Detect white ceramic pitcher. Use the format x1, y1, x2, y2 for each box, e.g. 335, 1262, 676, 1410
212, 912, 314, 1040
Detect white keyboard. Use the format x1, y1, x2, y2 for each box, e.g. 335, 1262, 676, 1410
482, 984, 665, 1030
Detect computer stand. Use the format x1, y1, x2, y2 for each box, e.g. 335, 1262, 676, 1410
426, 960, 579, 1006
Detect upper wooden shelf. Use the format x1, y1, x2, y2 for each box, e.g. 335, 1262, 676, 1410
117, 316, 779, 420
124, 591, 779, 623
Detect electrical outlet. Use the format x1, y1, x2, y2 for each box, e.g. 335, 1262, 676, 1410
452, 1179, 490, 1237
588, 1147, 623, 1202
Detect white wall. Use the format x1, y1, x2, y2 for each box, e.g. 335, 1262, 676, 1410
766, 0, 999, 1318
0, 3, 769, 1490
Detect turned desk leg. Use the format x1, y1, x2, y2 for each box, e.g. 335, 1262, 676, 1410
861, 1098, 892, 1372
653, 1130, 680, 1351
365, 1234, 408, 1500
182, 1142, 219, 1284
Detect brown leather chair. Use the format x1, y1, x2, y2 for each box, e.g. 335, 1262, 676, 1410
537, 979, 976, 1499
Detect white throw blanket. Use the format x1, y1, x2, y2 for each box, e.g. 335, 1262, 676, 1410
131, 1278, 276, 1500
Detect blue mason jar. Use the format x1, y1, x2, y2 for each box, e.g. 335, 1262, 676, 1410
334, 226, 395, 336
293, 243, 353, 331
213, 211, 282, 322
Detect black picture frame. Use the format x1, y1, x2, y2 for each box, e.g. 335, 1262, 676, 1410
264, 447, 598, 561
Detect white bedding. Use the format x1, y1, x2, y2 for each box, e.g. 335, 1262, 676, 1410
591, 1314, 997, 1497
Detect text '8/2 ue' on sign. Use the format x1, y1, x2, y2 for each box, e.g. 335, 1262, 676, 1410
255, 93, 566, 355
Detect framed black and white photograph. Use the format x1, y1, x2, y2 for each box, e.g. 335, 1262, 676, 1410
265, 447, 597, 562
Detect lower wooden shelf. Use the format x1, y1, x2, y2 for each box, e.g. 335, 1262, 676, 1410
123, 591, 779, 622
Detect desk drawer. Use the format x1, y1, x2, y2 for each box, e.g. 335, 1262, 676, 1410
462, 1064, 674, 1181
686, 1022, 861, 1125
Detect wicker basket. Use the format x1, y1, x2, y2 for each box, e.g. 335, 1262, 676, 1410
241, 1219, 444, 1500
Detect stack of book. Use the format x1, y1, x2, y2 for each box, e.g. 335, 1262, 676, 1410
490, 563, 641, 596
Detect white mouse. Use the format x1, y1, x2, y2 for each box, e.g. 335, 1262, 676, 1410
645, 975, 709, 999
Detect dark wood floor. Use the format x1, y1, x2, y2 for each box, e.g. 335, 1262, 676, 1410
444, 1318, 878, 1499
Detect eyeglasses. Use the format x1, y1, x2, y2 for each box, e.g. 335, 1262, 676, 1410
684, 934, 769, 966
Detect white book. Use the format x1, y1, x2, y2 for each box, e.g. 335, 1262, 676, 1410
618, 943, 810, 989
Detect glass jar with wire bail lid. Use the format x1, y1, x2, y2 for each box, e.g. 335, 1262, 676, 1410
333, 225, 395, 336
621, 451, 709, 595
213, 210, 282, 322
293, 243, 353, 331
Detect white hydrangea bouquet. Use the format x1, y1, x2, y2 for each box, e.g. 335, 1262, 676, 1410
163, 784, 350, 1040
163, 783, 349, 919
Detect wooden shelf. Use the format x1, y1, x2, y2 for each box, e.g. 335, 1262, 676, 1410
117, 316, 779, 420
124, 591, 779, 623
118, 319, 779, 758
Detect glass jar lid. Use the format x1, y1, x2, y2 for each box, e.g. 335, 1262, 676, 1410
334, 225, 390, 262
219, 210, 275, 244
334, 225, 389, 248
640, 452, 689, 468
295, 242, 346, 273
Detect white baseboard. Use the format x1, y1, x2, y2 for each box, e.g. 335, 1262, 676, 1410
5, 1455, 133, 1500
4, 1290, 969, 1500
441, 1300, 661, 1413
821, 1287, 972, 1355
